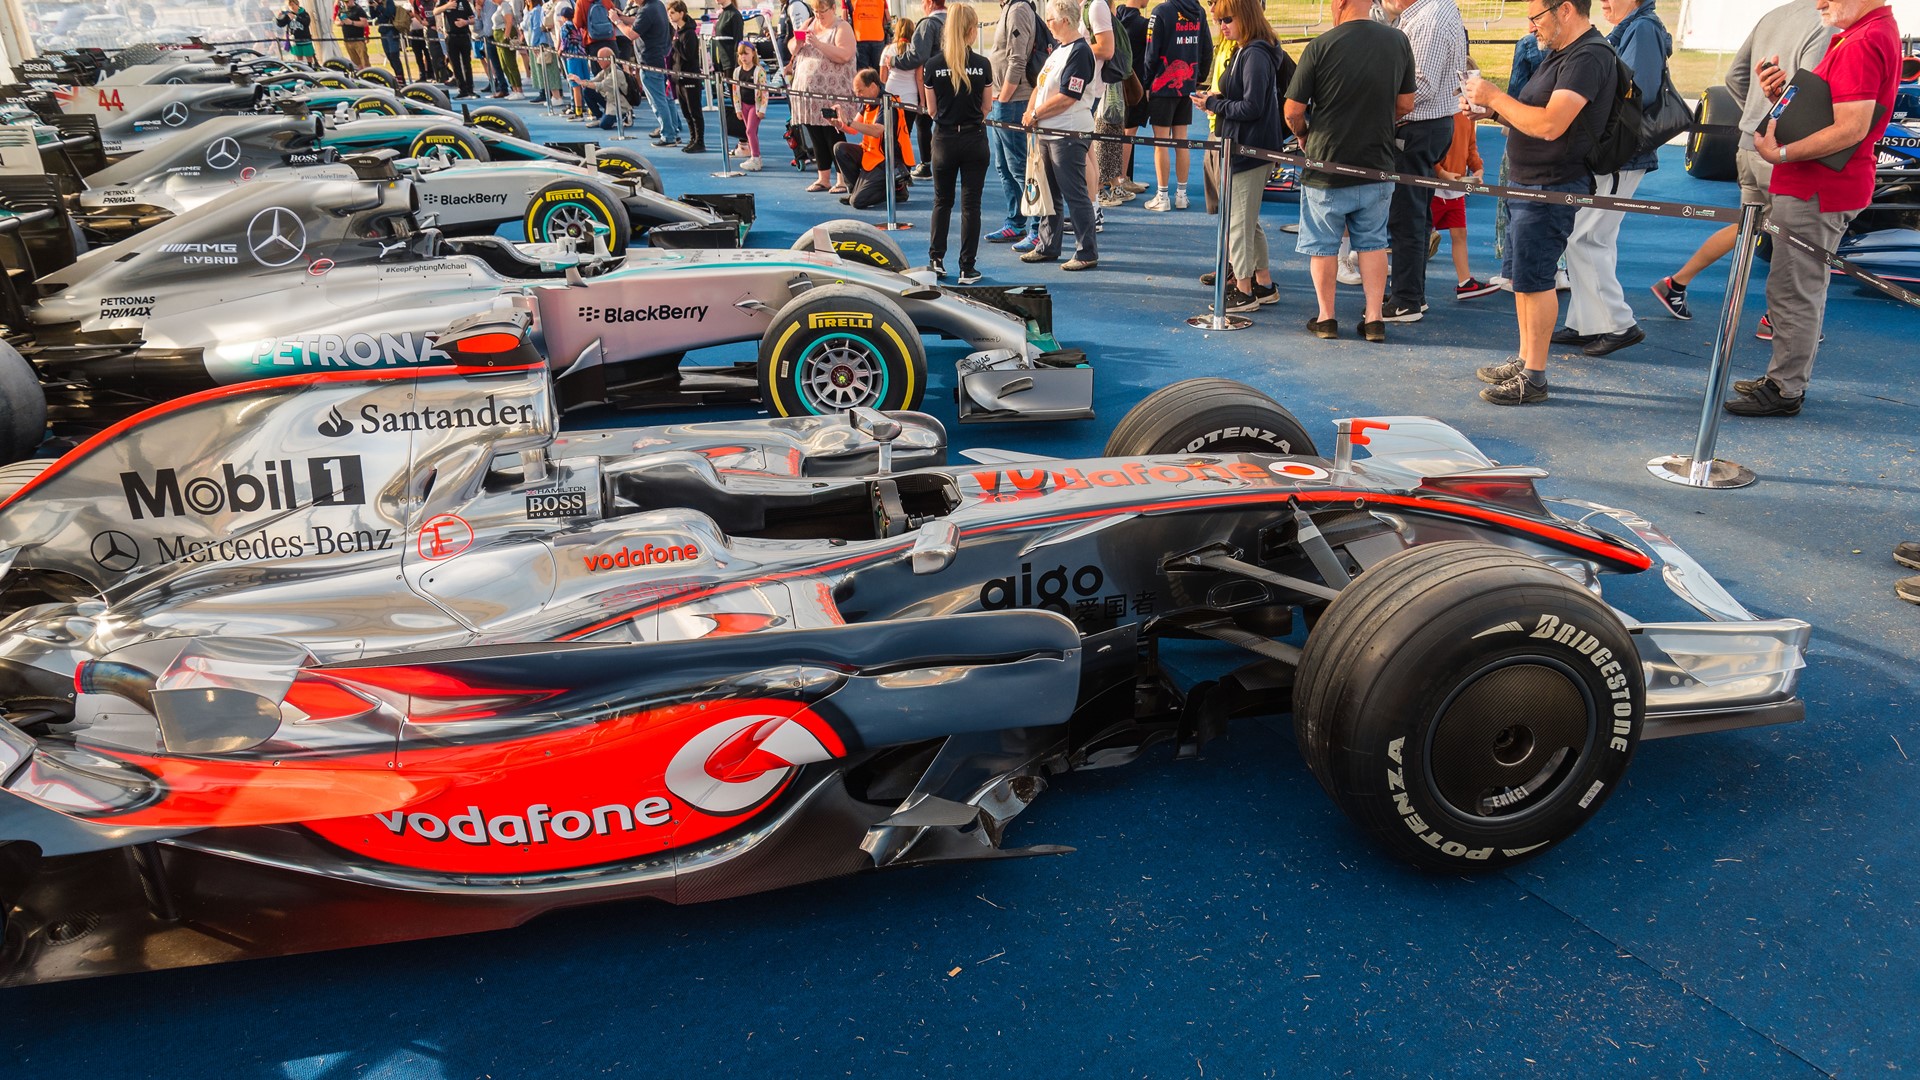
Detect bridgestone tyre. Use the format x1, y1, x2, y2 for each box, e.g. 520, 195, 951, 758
757, 284, 925, 416
356, 65, 399, 88
790, 218, 909, 273
1685, 85, 1739, 182
1102, 377, 1318, 458
400, 81, 453, 110
524, 179, 630, 255
1292, 541, 1644, 872
591, 147, 663, 193
468, 105, 530, 141
350, 94, 402, 116
408, 125, 488, 163
0, 342, 47, 464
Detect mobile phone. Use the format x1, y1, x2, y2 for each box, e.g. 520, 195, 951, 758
821, 105, 837, 119
1769, 84, 1797, 120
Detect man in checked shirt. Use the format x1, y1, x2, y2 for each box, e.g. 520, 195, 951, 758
1378, 0, 1468, 324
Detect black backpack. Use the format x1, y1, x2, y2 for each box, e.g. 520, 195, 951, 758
1012, 0, 1056, 85
1581, 44, 1646, 176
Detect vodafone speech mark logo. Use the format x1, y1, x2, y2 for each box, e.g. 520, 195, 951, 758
665, 712, 841, 815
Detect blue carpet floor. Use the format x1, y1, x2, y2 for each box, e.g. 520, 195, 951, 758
4, 94, 1916, 1078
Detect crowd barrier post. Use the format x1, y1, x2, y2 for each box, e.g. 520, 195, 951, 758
879, 93, 909, 231
1187, 136, 1250, 332
607, 71, 632, 140
711, 69, 741, 177
1647, 202, 1761, 490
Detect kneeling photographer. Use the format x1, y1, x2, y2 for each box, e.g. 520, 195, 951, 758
829, 68, 918, 209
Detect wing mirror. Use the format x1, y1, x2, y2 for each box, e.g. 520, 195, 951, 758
909, 520, 957, 575
848, 406, 902, 474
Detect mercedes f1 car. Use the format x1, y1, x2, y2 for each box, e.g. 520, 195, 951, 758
0, 314, 1810, 985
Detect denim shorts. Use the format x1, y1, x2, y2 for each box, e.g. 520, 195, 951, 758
1296, 181, 1392, 257
1501, 178, 1591, 293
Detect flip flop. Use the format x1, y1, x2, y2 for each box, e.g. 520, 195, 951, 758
828, 183, 850, 194
806, 181, 829, 192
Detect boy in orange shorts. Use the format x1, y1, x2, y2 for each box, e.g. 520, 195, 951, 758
1433, 102, 1499, 299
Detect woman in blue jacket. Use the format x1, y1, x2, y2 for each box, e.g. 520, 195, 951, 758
1192, 0, 1291, 313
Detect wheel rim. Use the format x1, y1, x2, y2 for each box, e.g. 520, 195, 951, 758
539, 202, 599, 241
1423, 657, 1597, 823
795, 334, 888, 412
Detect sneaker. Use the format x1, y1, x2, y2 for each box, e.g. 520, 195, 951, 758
1095, 207, 1104, 233
1894, 541, 1920, 570
1551, 326, 1599, 346
924, 257, 946, 279
1199, 271, 1216, 286
1098, 186, 1127, 207
1174, 188, 1189, 209
1490, 274, 1513, 292
733, 145, 751, 157
1723, 377, 1802, 417
1211, 286, 1259, 313
1122, 179, 1149, 194
1898, 575, 1920, 605
1456, 277, 1501, 299
1144, 192, 1171, 212
911, 164, 932, 180
1555, 267, 1572, 291
682, 142, 706, 154
1337, 253, 1361, 286
1062, 257, 1097, 271
1755, 313, 1774, 340
1021, 248, 1056, 263
741, 156, 762, 171
652, 136, 680, 147
1012, 235, 1038, 254
1307, 317, 1338, 339
1481, 372, 1549, 406
1476, 357, 1525, 385
649, 127, 664, 137
1380, 301, 1423, 323
1427, 231, 1441, 260
1252, 281, 1279, 306
1732, 377, 1763, 396
1359, 319, 1386, 343
985, 226, 1023, 244
1651, 276, 1692, 320
957, 266, 983, 285
1583, 324, 1645, 357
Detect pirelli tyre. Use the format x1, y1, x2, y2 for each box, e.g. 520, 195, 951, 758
400, 81, 453, 111
322, 59, 359, 75
1685, 85, 1739, 182
408, 125, 489, 164
468, 105, 531, 141
1292, 541, 1644, 872
1102, 377, 1317, 457
350, 94, 403, 116
524, 179, 631, 255
0, 341, 48, 463
591, 147, 663, 193
757, 284, 926, 416
312, 73, 354, 90
355, 66, 400, 89
791, 219, 909, 273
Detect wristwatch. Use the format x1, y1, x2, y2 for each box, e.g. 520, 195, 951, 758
1778, 145, 1789, 163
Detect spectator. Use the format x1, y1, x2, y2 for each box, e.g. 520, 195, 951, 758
406, 0, 438, 80
1490, 30, 1543, 276
1651, 0, 1830, 323
897, 0, 949, 179
1553, 0, 1669, 355
488, 0, 523, 97
615, 0, 679, 144
735, 42, 766, 169
434, 0, 477, 97
1432, 92, 1498, 298
1078, 0, 1116, 223
712, 0, 744, 149
1378, 0, 1466, 323
1114, 0, 1151, 199
567, 45, 632, 127
1462, 0, 1615, 404
1090, 4, 1136, 208
1140, 0, 1212, 211
558, 2, 591, 116
1192, 0, 1291, 312
789, 0, 857, 190
984, 0, 1039, 244
830, 68, 915, 207
922, 2, 992, 282
578, 0, 617, 56
1731, 0, 1899, 417
340, 0, 373, 67
667, 0, 707, 151
276, 0, 318, 62
524, 0, 559, 105
852, 0, 888, 69
379, 0, 411, 79
881, 17, 919, 101
1284, 0, 1414, 341
1021, 0, 1100, 271
1199, 14, 1235, 217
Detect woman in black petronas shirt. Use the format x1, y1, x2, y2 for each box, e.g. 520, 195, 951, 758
919, 2, 991, 284
667, 0, 706, 152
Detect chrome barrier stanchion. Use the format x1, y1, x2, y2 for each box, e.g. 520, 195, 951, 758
607, 67, 633, 140
1188, 136, 1251, 332
879, 93, 910, 231
711, 69, 741, 176
1648, 202, 1760, 489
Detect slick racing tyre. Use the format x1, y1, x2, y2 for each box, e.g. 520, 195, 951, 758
355, 66, 400, 89
313, 73, 353, 89
791, 219, 909, 273
1103, 377, 1317, 457
468, 105, 531, 141
408, 125, 489, 164
322, 59, 359, 75
1292, 541, 1644, 872
590, 147, 663, 193
1685, 85, 1738, 182
758, 284, 925, 416
350, 94, 403, 116
0, 342, 48, 463
400, 81, 453, 110
524, 179, 630, 255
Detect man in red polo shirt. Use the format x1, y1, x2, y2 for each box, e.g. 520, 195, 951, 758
1732, 0, 1899, 417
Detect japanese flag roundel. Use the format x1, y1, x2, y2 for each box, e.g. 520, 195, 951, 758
665, 710, 843, 815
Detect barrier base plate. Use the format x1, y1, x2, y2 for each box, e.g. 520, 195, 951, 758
880, 222, 914, 231
1186, 314, 1254, 332
711, 169, 743, 178
1646, 454, 1757, 489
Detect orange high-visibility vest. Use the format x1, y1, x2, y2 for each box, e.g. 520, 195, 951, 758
852, 0, 886, 42
858, 100, 915, 170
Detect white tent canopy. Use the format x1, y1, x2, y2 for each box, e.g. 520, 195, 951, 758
1676, 0, 1919, 52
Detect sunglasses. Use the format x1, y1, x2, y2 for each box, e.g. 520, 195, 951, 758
1218, 14, 1233, 23
1526, 0, 1565, 25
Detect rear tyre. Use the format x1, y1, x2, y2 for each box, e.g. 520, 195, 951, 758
407, 125, 489, 164
1103, 377, 1317, 457
399, 81, 453, 111
591, 147, 663, 193
524, 179, 630, 255
791, 218, 909, 273
1684, 85, 1739, 182
468, 105, 530, 141
1292, 541, 1644, 872
0, 342, 47, 464
355, 65, 399, 89
757, 284, 925, 416
350, 94, 403, 116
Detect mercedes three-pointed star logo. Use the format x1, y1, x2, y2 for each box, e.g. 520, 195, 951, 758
205, 137, 241, 170
160, 102, 189, 127
91, 530, 139, 573
247, 206, 307, 267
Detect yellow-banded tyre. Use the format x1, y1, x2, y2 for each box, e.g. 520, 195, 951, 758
350, 94, 403, 116
313, 74, 353, 89
1292, 541, 1644, 873
407, 125, 488, 164
468, 105, 530, 141
523, 180, 630, 255
322, 58, 358, 74
789, 218, 908, 273
757, 284, 925, 416
590, 147, 663, 193
399, 81, 453, 110
355, 65, 399, 88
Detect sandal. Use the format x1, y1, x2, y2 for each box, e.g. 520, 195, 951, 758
828, 183, 849, 194
805, 181, 829, 192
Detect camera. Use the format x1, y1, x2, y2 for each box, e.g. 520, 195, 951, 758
821, 106, 838, 120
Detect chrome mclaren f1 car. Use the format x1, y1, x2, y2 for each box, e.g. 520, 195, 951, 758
0, 314, 1809, 985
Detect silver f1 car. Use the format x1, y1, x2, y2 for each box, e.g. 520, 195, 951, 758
0, 313, 1809, 985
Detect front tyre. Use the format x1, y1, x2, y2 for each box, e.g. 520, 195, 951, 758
407, 124, 488, 164
399, 81, 453, 111
591, 147, 663, 193
1292, 541, 1644, 872
0, 342, 47, 463
790, 218, 909, 273
1103, 377, 1317, 457
355, 65, 399, 89
468, 105, 531, 141
524, 179, 630, 255
757, 284, 925, 416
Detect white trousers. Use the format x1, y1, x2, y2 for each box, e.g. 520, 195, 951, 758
1565, 169, 1648, 335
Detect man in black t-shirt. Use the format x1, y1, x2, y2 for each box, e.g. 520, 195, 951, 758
434, 0, 477, 97
340, 0, 372, 68
1462, 0, 1614, 405
1283, 0, 1415, 343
